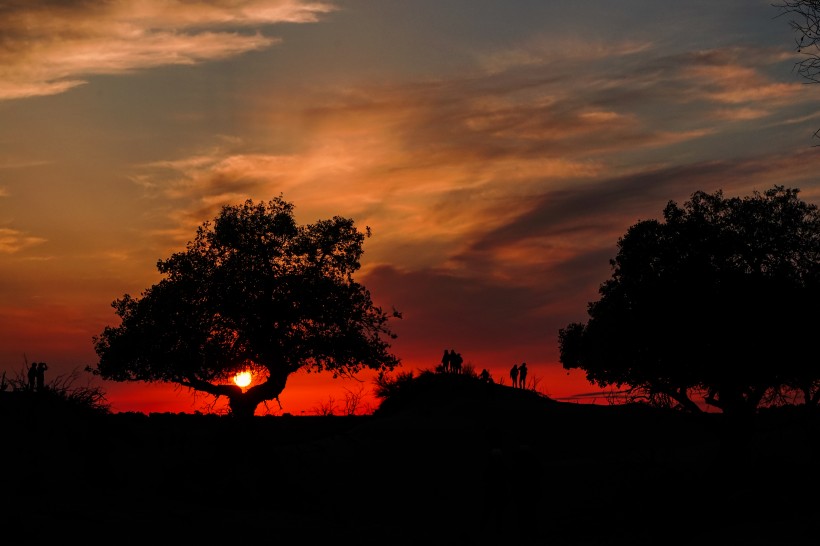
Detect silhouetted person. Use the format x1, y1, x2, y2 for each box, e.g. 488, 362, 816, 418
518, 362, 527, 389
510, 364, 519, 388
441, 349, 452, 373
479, 368, 492, 383
451, 351, 463, 374
36, 362, 48, 392
27, 362, 37, 392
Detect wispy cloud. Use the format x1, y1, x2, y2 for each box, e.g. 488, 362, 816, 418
453, 152, 820, 281
0, 0, 336, 100
476, 35, 653, 75
125, 38, 818, 277
0, 159, 50, 170
0, 228, 46, 254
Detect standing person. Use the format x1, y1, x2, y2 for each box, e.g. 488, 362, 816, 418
27, 362, 37, 391
518, 362, 528, 389
36, 362, 48, 392
509, 363, 519, 388
441, 349, 452, 373
448, 351, 461, 374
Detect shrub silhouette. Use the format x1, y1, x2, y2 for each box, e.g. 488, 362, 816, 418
1, 366, 110, 416
373, 367, 551, 417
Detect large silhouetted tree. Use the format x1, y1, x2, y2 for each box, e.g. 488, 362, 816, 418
91, 197, 401, 418
559, 186, 820, 415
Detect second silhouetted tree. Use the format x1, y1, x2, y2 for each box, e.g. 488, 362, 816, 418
559, 185, 820, 414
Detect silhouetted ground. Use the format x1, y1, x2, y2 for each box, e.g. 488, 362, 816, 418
2, 375, 818, 545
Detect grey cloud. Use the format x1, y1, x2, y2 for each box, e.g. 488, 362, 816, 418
359, 151, 820, 367
360, 257, 620, 369
444, 152, 820, 321
364, 265, 549, 354
462, 158, 779, 256
302, 43, 799, 172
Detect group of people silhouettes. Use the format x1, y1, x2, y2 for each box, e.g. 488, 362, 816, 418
440, 349, 464, 374
27, 361, 48, 392
439, 349, 528, 389
509, 362, 527, 389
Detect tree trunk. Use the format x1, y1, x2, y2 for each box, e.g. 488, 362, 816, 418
228, 394, 259, 419
226, 372, 289, 418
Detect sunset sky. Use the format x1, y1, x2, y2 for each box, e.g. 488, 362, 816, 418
2, 0, 819, 415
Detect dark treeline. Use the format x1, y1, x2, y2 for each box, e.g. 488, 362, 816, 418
4, 371, 820, 546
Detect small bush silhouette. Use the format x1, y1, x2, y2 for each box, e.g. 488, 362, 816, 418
3, 365, 109, 415
373, 370, 417, 401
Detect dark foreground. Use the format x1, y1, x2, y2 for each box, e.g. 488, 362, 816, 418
2, 379, 819, 546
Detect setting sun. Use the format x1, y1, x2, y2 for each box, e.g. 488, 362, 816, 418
234, 371, 252, 388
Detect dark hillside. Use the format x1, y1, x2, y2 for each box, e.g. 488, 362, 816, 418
2, 376, 818, 546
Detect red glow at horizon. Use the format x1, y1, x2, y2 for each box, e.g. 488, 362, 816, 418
96, 360, 610, 416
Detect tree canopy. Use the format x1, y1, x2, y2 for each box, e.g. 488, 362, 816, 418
558, 186, 820, 414
91, 197, 401, 417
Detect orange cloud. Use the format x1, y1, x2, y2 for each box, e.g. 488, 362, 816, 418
477, 36, 652, 74
0, 0, 336, 100
0, 228, 46, 254
117, 39, 820, 282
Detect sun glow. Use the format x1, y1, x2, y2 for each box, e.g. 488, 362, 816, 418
234, 371, 252, 388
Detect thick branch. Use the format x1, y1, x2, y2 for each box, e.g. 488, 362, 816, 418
181, 377, 242, 398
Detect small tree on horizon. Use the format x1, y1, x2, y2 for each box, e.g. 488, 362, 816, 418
91, 196, 401, 418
